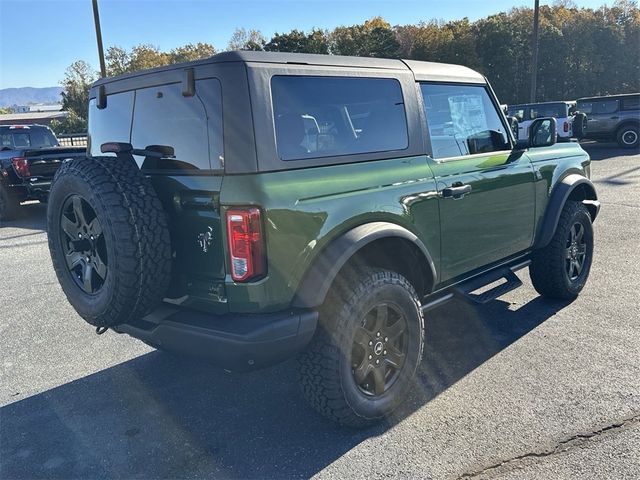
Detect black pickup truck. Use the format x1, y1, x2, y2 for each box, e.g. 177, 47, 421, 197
0, 124, 86, 220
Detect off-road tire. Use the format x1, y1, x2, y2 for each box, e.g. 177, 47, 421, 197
572, 113, 587, 140
530, 201, 594, 300
298, 268, 424, 428
616, 124, 639, 149
0, 184, 21, 222
47, 156, 172, 327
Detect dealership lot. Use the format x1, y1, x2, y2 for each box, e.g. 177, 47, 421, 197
1, 144, 638, 479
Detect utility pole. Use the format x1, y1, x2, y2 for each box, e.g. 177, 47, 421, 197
530, 0, 540, 102
92, 0, 107, 78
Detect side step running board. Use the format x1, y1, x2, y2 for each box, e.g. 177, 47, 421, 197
452, 260, 531, 305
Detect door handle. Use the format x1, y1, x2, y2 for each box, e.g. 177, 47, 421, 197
610, 116, 619, 120
441, 183, 472, 199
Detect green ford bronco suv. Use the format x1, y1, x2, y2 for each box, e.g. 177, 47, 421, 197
47, 51, 600, 427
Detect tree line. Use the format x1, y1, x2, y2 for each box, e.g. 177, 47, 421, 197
54, 0, 639, 133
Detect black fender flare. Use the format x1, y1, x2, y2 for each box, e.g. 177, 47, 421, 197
292, 222, 437, 309
534, 174, 599, 249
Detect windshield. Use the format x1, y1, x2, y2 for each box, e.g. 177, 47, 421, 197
0, 127, 58, 149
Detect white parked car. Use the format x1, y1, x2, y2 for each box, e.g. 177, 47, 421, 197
507, 101, 586, 141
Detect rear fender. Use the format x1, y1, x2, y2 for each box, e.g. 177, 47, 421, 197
292, 222, 436, 309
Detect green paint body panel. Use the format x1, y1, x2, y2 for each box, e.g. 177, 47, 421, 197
149, 142, 590, 315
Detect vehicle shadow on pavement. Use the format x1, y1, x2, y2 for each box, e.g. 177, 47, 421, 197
0, 202, 47, 234
0, 295, 568, 479
580, 142, 640, 161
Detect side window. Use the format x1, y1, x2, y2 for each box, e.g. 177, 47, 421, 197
420, 83, 509, 159
577, 101, 592, 114
621, 96, 640, 111
592, 99, 619, 114
88, 91, 135, 157
131, 79, 223, 170
271, 76, 408, 161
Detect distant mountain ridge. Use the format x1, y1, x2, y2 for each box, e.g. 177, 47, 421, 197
0, 87, 63, 107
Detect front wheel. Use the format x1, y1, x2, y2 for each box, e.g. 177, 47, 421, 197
530, 201, 594, 300
298, 269, 424, 427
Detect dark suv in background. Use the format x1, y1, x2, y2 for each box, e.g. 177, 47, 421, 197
577, 93, 640, 148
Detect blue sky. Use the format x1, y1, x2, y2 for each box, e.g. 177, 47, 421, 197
0, 0, 608, 89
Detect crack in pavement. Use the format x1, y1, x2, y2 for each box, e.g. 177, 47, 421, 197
457, 413, 640, 479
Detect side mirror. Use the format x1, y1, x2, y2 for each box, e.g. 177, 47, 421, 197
529, 117, 557, 148
506, 115, 519, 139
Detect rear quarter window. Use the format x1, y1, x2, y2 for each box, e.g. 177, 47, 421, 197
271, 76, 408, 161
621, 96, 640, 111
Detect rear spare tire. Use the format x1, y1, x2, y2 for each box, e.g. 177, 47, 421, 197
47, 156, 171, 327
572, 113, 587, 140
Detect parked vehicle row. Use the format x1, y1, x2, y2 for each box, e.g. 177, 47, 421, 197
46, 51, 599, 427
0, 125, 86, 220
506, 93, 640, 149
577, 93, 640, 148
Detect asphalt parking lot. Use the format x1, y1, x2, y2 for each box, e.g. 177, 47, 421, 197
1, 143, 639, 479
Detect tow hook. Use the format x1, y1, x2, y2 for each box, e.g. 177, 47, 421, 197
95, 326, 109, 335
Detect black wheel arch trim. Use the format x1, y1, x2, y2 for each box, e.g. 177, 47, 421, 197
535, 174, 600, 249
292, 221, 437, 309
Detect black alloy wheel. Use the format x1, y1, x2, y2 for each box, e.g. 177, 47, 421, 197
565, 222, 587, 282
60, 194, 108, 294
351, 303, 408, 397
529, 200, 594, 300
299, 268, 424, 427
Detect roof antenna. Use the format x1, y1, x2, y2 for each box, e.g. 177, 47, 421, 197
92, 0, 107, 78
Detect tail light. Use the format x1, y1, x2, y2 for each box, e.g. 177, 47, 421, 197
563, 121, 569, 133
11, 157, 30, 177
226, 207, 266, 282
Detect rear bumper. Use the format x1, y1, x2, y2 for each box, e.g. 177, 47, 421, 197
7, 180, 51, 201
115, 304, 318, 372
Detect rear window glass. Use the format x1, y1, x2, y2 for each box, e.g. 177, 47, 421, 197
507, 107, 526, 122
88, 91, 135, 156
271, 76, 408, 161
0, 127, 57, 149
530, 103, 568, 119
131, 79, 223, 171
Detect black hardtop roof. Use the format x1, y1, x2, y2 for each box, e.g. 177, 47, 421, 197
91, 50, 486, 88
577, 92, 640, 102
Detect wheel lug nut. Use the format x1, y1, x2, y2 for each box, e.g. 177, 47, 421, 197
368, 355, 372, 360
384, 337, 388, 342
383, 350, 387, 355
369, 341, 373, 346
375, 359, 380, 364
377, 332, 380, 337
78, 233, 82, 238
